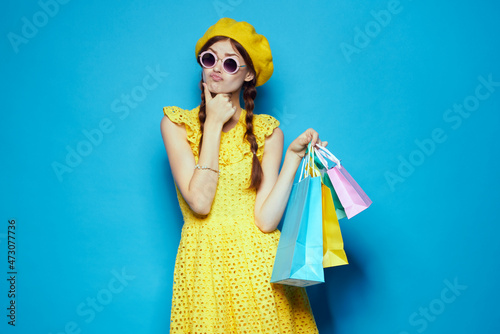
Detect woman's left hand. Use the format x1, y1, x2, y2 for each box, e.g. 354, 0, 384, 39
287, 128, 328, 159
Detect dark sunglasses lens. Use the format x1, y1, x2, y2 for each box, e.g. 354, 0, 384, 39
201, 53, 216, 67
224, 58, 238, 73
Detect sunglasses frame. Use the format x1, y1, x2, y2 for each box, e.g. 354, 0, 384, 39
199, 50, 246, 74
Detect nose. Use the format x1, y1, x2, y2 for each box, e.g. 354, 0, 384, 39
212, 58, 222, 73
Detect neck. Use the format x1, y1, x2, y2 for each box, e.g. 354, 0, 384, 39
221, 91, 244, 133
229, 87, 243, 122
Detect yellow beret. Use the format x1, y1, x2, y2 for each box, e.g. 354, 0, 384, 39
195, 18, 273, 87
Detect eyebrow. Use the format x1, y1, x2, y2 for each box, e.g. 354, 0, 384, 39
208, 47, 239, 57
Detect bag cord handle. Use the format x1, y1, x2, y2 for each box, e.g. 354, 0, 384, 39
299, 143, 321, 182
314, 144, 342, 169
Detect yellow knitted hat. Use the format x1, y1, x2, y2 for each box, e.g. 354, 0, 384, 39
195, 18, 273, 87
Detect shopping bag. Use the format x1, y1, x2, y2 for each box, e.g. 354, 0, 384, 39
307, 144, 348, 267
315, 145, 372, 219
271, 146, 324, 287
312, 150, 347, 220
322, 183, 349, 268
321, 171, 347, 220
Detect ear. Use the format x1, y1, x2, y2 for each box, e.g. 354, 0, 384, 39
244, 71, 255, 82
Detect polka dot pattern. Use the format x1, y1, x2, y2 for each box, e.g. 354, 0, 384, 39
163, 106, 318, 333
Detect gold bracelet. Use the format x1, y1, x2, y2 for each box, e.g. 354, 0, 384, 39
194, 164, 219, 175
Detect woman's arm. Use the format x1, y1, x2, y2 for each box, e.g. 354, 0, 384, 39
254, 128, 325, 232
160, 116, 219, 215
160, 84, 236, 215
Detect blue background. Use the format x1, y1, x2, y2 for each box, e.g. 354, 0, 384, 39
2, 0, 499, 333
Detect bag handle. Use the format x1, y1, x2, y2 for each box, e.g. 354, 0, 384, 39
314, 144, 342, 168
299, 143, 321, 182
298, 152, 307, 182
313, 145, 330, 170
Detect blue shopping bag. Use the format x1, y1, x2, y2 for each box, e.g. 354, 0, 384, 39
271, 146, 325, 287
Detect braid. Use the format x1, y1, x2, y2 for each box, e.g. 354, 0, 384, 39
243, 78, 263, 190
198, 76, 206, 155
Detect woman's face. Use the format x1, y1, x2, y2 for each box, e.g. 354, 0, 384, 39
201, 39, 254, 95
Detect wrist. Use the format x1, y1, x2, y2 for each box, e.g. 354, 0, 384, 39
204, 119, 223, 133
283, 149, 303, 174
285, 148, 304, 165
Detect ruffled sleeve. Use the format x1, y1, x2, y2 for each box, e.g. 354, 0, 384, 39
253, 114, 280, 161
163, 106, 201, 157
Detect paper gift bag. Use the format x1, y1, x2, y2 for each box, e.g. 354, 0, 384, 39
312, 149, 347, 220
321, 172, 347, 220
328, 166, 371, 219
322, 183, 349, 268
271, 147, 324, 287
315, 145, 372, 219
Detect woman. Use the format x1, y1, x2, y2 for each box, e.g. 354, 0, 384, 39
161, 18, 325, 333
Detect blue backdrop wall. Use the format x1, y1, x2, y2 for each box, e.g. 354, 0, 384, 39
2, 0, 499, 333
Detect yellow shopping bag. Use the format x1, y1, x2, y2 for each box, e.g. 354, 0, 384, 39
322, 183, 349, 268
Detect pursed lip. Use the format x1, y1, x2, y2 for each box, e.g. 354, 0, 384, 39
210, 73, 223, 81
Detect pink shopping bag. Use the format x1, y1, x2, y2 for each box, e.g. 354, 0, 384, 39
315, 145, 372, 219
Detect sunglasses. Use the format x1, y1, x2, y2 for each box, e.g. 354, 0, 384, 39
199, 50, 246, 74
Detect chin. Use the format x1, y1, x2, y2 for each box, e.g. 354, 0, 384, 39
209, 85, 236, 95
208, 82, 222, 93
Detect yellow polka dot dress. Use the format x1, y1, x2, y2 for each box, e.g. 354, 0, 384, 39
164, 106, 318, 334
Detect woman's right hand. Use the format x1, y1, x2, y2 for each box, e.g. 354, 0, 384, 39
203, 83, 237, 127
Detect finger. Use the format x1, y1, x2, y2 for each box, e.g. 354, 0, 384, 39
309, 129, 319, 147
203, 83, 213, 102
315, 139, 327, 147
300, 133, 311, 146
